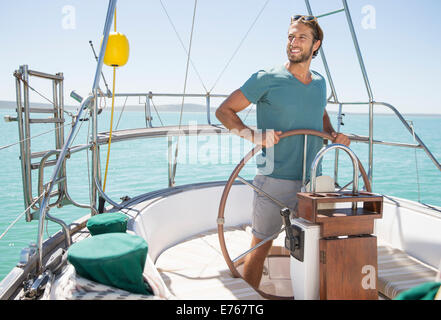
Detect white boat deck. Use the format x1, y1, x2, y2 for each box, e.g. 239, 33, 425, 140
2, 182, 440, 300
155, 224, 292, 300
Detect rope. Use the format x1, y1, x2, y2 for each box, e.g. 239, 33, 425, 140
102, 66, 117, 192
0, 193, 45, 241
102, 7, 118, 192
171, 0, 198, 185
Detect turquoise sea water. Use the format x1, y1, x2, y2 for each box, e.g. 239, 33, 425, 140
0, 108, 440, 282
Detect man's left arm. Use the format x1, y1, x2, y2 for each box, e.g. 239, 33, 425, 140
323, 110, 351, 146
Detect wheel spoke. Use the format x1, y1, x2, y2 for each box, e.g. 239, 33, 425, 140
232, 226, 285, 263
218, 129, 371, 300
337, 173, 364, 192
236, 175, 289, 209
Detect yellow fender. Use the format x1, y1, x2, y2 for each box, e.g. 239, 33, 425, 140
103, 32, 129, 67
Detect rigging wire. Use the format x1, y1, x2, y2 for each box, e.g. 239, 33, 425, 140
69, 112, 90, 149
209, 0, 270, 93
0, 193, 45, 241
14, 73, 74, 118
0, 122, 72, 152
89, 41, 112, 96
242, 103, 255, 123
115, 95, 129, 130
171, 0, 198, 186
0, 71, 88, 152
149, 96, 165, 127
158, 0, 208, 93
159, 0, 270, 95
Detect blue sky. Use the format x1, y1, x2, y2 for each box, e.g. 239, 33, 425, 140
1, 0, 440, 114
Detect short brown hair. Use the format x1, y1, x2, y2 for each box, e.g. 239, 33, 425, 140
290, 19, 324, 58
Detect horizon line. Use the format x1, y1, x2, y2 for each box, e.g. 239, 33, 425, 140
0, 100, 440, 117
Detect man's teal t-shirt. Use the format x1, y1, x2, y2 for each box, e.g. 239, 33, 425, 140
240, 65, 327, 181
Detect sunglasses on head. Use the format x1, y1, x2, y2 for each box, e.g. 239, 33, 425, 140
291, 15, 317, 23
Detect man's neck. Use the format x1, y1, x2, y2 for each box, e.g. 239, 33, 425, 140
285, 60, 312, 84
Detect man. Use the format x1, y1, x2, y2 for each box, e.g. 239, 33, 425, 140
215, 15, 350, 289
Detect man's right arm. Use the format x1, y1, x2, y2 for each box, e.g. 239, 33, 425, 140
215, 89, 282, 148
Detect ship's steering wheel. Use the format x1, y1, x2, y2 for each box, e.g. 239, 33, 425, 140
217, 129, 371, 300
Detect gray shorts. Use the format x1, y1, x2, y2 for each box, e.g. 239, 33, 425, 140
251, 175, 302, 240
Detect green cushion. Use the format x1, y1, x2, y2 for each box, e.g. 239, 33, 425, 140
86, 212, 128, 236
394, 281, 441, 300
67, 232, 152, 295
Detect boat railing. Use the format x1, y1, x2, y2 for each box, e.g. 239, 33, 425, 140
90, 0, 441, 219
4, 0, 441, 277
104, 91, 441, 169
111, 92, 229, 127
7, 0, 116, 274
56, 88, 439, 196
9, 75, 441, 275
327, 100, 441, 177
12, 84, 438, 275
36, 144, 94, 212
35, 93, 95, 273
11, 65, 67, 219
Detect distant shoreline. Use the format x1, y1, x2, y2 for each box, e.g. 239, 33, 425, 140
1, 100, 440, 117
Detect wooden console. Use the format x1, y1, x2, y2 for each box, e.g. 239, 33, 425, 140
296, 191, 383, 300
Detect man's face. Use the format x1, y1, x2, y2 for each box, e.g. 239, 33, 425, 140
286, 22, 318, 64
